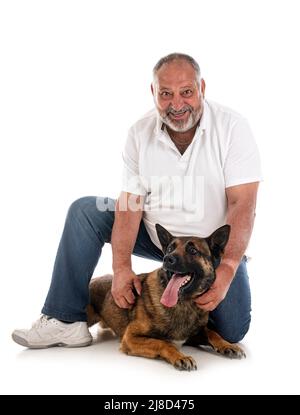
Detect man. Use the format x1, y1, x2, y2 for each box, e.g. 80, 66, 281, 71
12, 53, 262, 349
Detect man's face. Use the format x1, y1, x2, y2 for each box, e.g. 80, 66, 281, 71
152, 60, 205, 133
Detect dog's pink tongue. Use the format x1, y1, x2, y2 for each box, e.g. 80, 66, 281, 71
160, 274, 185, 308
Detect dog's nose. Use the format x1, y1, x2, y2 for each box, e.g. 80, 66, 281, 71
164, 255, 177, 266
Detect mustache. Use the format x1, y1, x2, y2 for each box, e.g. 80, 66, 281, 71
167, 105, 193, 116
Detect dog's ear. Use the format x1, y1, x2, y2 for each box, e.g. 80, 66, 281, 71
155, 224, 174, 254
206, 225, 231, 260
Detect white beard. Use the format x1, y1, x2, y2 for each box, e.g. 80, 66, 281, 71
158, 107, 202, 133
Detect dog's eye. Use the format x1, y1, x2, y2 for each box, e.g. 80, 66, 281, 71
188, 247, 198, 255
166, 245, 173, 253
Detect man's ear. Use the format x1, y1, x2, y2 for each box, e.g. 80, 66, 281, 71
155, 224, 174, 254
206, 225, 231, 259
201, 78, 206, 98
151, 83, 154, 96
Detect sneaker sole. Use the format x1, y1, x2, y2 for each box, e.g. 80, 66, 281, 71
12, 333, 93, 349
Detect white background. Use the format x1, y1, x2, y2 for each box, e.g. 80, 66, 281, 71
1, 0, 300, 395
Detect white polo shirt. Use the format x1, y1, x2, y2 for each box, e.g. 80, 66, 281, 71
121, 99, 263, 249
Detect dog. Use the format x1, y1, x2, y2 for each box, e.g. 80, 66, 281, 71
87, 223, 246, 371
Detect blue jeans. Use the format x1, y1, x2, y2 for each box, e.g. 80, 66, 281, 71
42, 196, 251, 343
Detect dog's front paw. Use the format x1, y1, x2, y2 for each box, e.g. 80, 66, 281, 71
174, 355, 197, 371
216, 344, 246, 359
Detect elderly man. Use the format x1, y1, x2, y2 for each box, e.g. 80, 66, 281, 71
12, 53, 262, 349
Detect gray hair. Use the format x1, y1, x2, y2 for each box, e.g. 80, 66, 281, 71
153, 53, 201, 84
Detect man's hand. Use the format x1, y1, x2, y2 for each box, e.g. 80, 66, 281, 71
194, 264, 234, 312
111, 269, 142, 309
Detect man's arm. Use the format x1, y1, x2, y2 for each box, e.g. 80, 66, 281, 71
195, 182, 259, 311
111, 191, 144, 309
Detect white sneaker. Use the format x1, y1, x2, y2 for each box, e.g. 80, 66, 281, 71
12, 315, 93, 349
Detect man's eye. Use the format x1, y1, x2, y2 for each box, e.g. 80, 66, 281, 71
160, 91, 171, 97
182, 89, 193, 96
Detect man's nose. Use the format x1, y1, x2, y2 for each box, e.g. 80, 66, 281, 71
171, 94, 185, 111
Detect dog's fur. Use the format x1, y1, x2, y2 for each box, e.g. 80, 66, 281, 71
87, 224, 245, 370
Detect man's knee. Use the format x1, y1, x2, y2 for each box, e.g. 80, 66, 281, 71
68, 196, 97, 220
66, 196, 115, 243
68, 196, 115, 221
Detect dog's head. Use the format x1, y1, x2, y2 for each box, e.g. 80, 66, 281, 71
155, 224, 231, 308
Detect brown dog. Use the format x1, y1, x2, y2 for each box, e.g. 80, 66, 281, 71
87, 224, 245, 370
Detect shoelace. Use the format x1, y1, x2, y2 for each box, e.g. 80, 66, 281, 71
32, 315, 54, 329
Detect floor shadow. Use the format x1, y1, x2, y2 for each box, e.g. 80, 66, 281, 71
94, 328, 118, 344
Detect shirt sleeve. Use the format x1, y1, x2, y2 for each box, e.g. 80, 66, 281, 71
121, 126, 147, 196
223, 117, 263, 188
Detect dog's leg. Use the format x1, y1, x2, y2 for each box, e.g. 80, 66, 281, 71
204, 328, 246, 359
185, 327, 246, 358
121, 327, 197, 371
